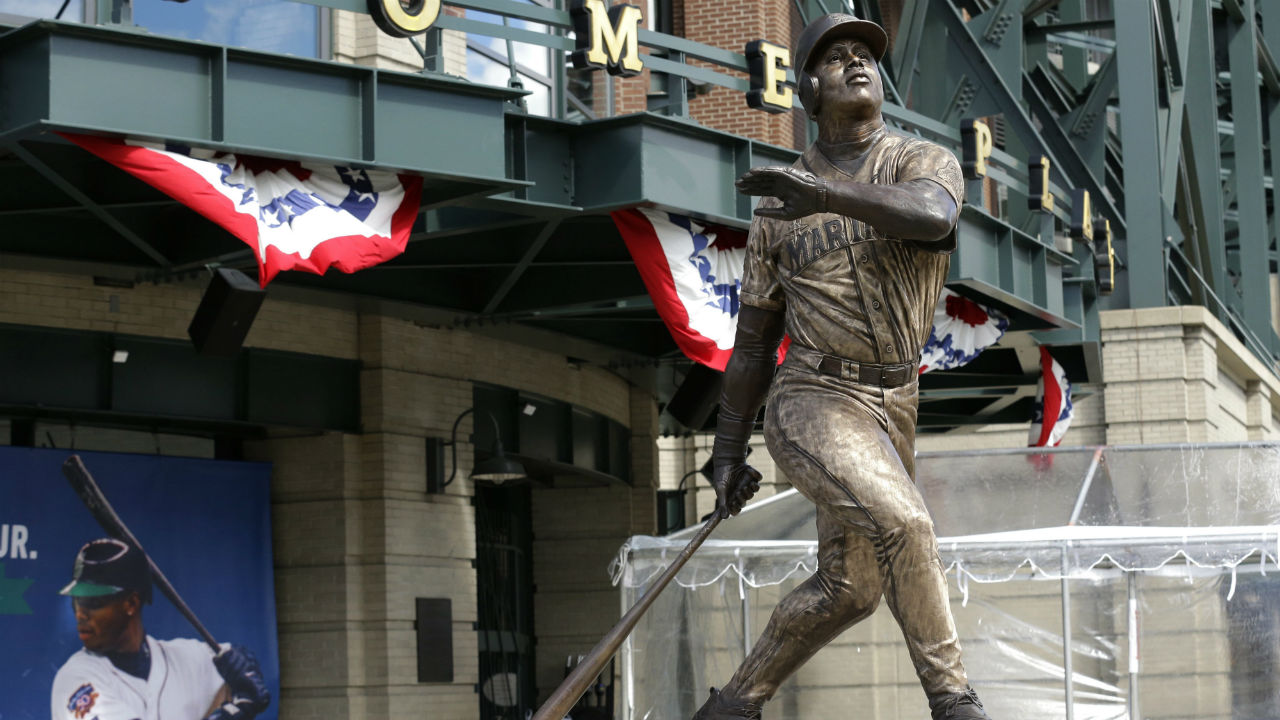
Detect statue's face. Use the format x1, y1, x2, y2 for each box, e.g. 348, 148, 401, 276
813, 38, 883, 120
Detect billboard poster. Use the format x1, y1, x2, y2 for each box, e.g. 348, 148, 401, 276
0, 446, 279, 720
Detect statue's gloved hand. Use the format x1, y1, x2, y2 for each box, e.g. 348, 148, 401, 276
735, 166, 829, 220
712, 460, 762, 518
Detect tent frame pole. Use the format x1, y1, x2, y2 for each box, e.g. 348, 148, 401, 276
1062, 545, 1075, 720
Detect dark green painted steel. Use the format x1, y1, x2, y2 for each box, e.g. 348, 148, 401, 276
1266, 3, 1280, 317
950, 206, 1077, 330
1115, 0, 1167, 310
1182, 0, 1229, 312
1227, 0, 1274, 348
0, 21, 523, 188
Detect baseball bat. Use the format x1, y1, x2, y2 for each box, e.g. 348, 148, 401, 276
61, 454, 221, 654
531, 512, 723, 720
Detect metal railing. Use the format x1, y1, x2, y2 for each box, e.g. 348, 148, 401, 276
1164, 238, 1280, 374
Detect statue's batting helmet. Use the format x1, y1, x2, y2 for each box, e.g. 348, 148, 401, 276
795, 13, 889, 119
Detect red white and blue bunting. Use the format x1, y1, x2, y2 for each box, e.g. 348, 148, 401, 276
1029, 346, 1074, 447
63, 133, 422, 286
919, 288, 1009, 374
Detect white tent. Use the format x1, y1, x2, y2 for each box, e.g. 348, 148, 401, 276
614, 443, 1280, 720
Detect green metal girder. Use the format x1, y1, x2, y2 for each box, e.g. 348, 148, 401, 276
1158, 1, 1194, 209
1115, 0, 1168, 309
1057, 0, 1091, 89
890, 0, 930, 103
1264, 2, 1280, 312
935, 2, 1124, 234
562, 113, 795, 227
1226, 0, 1272, 342
1182, 0, 1229, 308
949, 205, 1079, 331
0, 20, 525, 190
1063, 54, 1114, 182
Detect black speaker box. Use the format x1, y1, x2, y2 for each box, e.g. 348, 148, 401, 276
666, 362, 723, 430
187, 268, 266, 355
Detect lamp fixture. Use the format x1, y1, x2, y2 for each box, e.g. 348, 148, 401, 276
429, 408, 527, 493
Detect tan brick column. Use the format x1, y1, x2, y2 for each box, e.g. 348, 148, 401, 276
1101, 308, 1204, 443
333, 6, 467, 77
1100, 307, 1280, 444
1245, 380, 1274, 439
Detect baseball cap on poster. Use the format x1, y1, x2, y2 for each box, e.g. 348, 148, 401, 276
59, 538, 153, 604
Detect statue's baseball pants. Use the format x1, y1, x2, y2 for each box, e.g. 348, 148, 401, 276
721, 363, 969, 703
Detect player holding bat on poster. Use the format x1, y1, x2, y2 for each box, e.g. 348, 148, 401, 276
50, 456, 272, 720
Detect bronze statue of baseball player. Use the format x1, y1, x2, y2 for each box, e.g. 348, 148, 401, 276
694, 13, 991, 720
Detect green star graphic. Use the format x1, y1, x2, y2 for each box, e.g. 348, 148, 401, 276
0, 563, 34, 615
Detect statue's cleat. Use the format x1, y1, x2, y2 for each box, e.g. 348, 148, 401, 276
691, 687, 763, 720
929, 686, 992, 719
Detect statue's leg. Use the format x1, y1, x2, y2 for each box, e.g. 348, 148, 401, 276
716, 507, 883, 705
868, 381, 968, 699
765, 369, 970, 699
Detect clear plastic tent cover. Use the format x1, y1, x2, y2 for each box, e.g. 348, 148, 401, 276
614, 443, 1280, 720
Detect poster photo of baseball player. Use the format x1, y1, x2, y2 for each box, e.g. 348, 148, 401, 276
0, 447, 279, 720
51, 538, 271, 720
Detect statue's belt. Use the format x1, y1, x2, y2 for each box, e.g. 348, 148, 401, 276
784, 343, 917, 388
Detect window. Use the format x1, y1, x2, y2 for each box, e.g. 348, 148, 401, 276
0, 0, 85, 24
131, 0, 326, 59
464, 1, 554, 117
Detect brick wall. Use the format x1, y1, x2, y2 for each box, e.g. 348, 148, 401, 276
682, 0, 800, 148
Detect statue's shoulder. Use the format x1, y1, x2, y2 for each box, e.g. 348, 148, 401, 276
885, 129, 958, 160
874, 127, 934, 151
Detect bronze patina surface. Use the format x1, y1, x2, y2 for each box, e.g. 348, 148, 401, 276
698, 13, 992, 720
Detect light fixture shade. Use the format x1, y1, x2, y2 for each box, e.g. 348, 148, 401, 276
471, 455, 526, 483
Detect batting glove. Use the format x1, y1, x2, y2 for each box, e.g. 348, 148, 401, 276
206, 645, 271, 720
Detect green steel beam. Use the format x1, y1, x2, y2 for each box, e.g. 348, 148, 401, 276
482, 219, 562, 315
1265, 0, 1280, 293
1258, 26, 1280, 94
6, 141, 170, 267
949, 206, 1079, 330
1064, 54, 1115, 180
1181, 79, 1228, 309
890, 0, 930, 102
974, 0, 1024, 104
0, 21, 524, 186
1021, 72, 1119, 225
1056, 0, 1091, 90
1159, 1, 1194, 207
1227, 0, 1272, 339
1023, 0, 1063, 22
568, 114, 795, 228
1114, 0, 1166, 308
937, 2, 1124, 233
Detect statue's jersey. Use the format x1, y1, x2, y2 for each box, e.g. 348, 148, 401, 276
52, 636, 226, 720
741, 126, 965, 366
